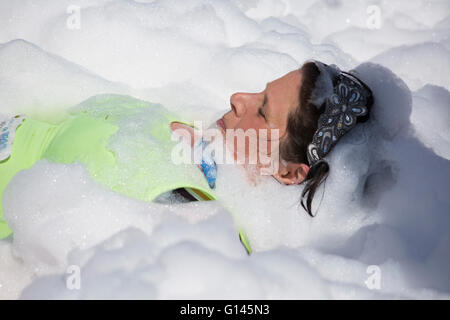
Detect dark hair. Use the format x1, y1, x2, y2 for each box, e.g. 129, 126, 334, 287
280, 61, 374, 217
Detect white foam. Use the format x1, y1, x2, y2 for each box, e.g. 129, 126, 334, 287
411, 85, 450, 159
0, 0, 449, 300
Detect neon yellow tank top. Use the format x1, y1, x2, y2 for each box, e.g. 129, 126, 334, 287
0, 94, 251, 254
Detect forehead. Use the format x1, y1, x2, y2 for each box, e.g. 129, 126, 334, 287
266, 69, 302, 137
272, 69, 302, 88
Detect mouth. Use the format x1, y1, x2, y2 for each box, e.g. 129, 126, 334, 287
216, 117, 226, 134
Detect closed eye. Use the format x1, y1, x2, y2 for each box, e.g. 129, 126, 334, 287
258, 93, 268, 120
258, 107, 266, 119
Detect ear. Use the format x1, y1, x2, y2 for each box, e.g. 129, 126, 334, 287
290, 162, 310, 184
273, 162, 310, 185
298, 163, 309, 180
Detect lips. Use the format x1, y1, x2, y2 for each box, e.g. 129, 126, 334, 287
216, 118, 226, 133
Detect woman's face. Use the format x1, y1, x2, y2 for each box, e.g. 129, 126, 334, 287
217, 69, 310, 185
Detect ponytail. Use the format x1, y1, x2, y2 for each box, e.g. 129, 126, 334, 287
301, 160, 329, 217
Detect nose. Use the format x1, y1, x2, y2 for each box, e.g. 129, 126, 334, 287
229, 93, 247, 118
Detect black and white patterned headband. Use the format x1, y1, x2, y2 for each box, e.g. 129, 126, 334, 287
306, 61, 371, 166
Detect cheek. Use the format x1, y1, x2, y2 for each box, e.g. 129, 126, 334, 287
229, 116, 268, 159
246, 119, 276, 161
235, 115, 264, 132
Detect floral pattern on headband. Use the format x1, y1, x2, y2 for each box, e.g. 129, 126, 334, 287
307, 72, 370, 165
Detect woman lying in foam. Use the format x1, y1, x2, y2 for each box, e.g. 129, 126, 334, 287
0, 60, 373, 254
